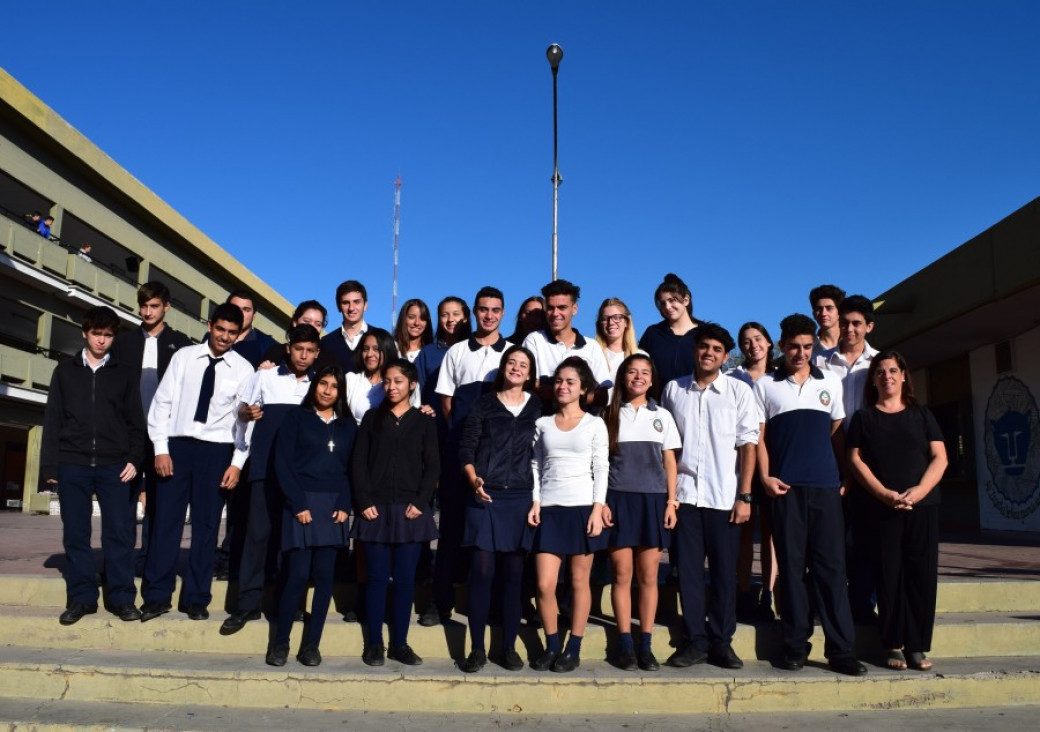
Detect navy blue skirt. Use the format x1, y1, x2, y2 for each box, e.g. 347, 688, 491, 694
282, 491, 350, 551
350, 503, 439, 544
462, 487, 534, 553
606, 490, 670, 549
532, 505, 610, 555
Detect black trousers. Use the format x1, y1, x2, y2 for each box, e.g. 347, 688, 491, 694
768, 486, 856, 659
845, 486, 879, 616
235, 478, 283, 611
674, 504, 739, 651
143, 438, 231, 607
876, 503, 939, 653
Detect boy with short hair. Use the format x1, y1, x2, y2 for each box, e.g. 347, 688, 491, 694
809, 284, 846, 354
221, 324, 322, 633
319, 280, 369, 372
522, 279, 611, 409
42, 306, 146, 625
754, 314, 866, 676
141, 303, 255, 622
224, 289, 277, 370
662, 323, 758, 670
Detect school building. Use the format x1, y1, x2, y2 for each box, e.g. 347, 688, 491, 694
872, 197, 1040, 534
0, 67, 292, 512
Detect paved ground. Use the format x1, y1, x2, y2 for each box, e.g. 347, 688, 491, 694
2, 511, 1038, 580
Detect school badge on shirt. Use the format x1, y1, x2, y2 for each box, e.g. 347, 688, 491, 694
819, 390, 831, 407
653, 418, 663, 433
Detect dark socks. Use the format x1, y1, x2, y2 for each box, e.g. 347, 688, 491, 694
619, 632, 634, 653
564, 634, 583, 656
640, 632, 653, 651
545, 632, 561, 654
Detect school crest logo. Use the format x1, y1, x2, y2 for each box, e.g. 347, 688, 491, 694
819, 390, 831, 407
653, 419, 664, 433
984, 376, 1040, 520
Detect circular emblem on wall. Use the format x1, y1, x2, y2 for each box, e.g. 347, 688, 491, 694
984, 376, 1040, 520
819, 390, 831, 407
653, 419, 664, 433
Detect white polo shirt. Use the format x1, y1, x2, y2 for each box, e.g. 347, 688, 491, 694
435, 335, 510, 428
522, 329, 612, 387
662, 371, 759, 509
814, 341, 877, 428
607, 400, 681, 494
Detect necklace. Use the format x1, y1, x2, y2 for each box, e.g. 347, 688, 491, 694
318, 410, 336, 452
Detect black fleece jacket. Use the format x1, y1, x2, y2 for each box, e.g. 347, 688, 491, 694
41, 354, 146, 482
458, 391, 541, 491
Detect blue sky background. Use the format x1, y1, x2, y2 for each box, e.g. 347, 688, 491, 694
5, 1, 1040, 343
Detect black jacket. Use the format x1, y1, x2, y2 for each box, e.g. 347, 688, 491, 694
351, 408, 439, 511
41, 355, 147, 482
110, 325, 193, 383
458, 391, 541, 491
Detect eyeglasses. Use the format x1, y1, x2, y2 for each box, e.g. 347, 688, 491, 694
600, 314, 628, 324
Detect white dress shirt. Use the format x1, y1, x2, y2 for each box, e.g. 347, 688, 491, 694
662, 371, 760, 509
342, 320, 368, 352
147, 343, 254, 468
814, 341, 877, 428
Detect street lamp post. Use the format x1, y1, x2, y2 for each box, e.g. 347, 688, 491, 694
546, 43, 563, 281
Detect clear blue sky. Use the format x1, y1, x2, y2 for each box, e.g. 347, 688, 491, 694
5, 1, 1040, 343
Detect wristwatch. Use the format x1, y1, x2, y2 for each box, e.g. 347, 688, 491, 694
737, 493, 753, 504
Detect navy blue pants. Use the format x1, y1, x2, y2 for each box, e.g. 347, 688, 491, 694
674, 504, 739, 651
58, 463, 137, 606
235, 478, 282, 612
143, 438, 231, 607
364, 541, 423, 649
768, 486, 856, 659
274, 546, 339, 647
433, 493, 467, 614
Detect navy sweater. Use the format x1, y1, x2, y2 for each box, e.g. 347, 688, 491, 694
274, 407, 356, 515
458, 391, 541, 491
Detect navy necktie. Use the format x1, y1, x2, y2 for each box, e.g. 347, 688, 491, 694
193, 356, 222, 424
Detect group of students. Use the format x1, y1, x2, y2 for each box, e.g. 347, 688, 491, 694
42, 273, 947, 677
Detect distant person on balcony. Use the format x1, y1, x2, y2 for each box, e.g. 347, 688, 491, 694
37, 215, 54, 239
141, 303, 254, 623
23, 211, 41, 230
77, 243, 93, 262
111, 281, 193, 575
42, 305, 146, 626
259, 300, 328, 368
318, 280, 369, 373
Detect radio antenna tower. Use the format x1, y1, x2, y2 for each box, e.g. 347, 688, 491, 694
392, 176, 402, 326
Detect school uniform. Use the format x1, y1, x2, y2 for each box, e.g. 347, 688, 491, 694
351, 407, 440, 649
530, 412, 610, 555
663, 373, 759, 654
345, 371, 421, 425
317, 321, 368, 373
271, 406, 356, 651
230, 363, 313, 614
143, 344, 253, 613
605, 399, 681, 550
754, 364, 857, 661
522, 329, 612, 399
638, 321, 698, 389
42, 351, 146, 610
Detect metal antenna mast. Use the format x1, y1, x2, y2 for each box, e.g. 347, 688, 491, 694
392, 176, 401, 327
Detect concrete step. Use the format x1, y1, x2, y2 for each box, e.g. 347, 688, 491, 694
1, 646, 1038, 715
3, 602, 1038, 661
2, 699, 1040, 732
6, 574, 1040, 614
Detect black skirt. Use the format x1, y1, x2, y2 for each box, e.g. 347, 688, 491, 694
281, 491, 350, 551
350, 502, 439, 544
532, 504, 610, 555
462, 487, 534, 553
606, 490, 670, 549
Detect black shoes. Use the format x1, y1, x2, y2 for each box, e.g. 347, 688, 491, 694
498, 649, 524, 671
110, 604, 142, 622
460, 650, 487, 673
185, 604, 209, 621
362, 645, 386, 666
139, 601, 171, 622
266, 643, 289, 667
418, 607, 448, 627
829, 657, 868, 676
531, 648, 559, 671
220, 608, 261, 635
614, 649, 638, 671
551, 650, 580, 673
708, 644, 744, 670
665, 644, 708, 668
776, 642, 812, 671
59, 602, 97, 625
388, 644, 423, 666
637, 649, 660, 672
297, 644, 322, 667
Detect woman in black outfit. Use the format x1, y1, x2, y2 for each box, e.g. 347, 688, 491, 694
266, 365, 356, 668
457, 345, 541, 673
351, 358, 440, 666
848, 351, 947, 672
